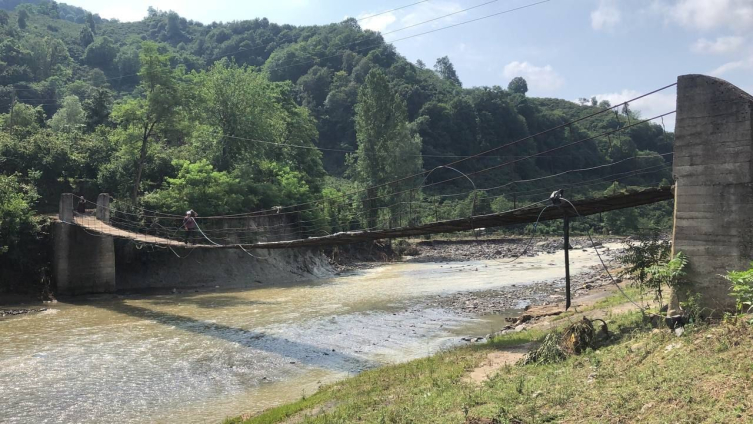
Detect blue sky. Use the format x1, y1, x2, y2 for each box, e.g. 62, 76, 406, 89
64, 0, 753, 129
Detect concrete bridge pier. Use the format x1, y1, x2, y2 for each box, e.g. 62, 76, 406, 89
53, 193, 116, 295
669, 75, 753, 314
96, 193, 111, 223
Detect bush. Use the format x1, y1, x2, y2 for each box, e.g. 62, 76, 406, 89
0, 174, 39, 255
0, 174, 49, 294
143, 159, 244, 216
723, 262, 753, 314
619, 229, 671, 302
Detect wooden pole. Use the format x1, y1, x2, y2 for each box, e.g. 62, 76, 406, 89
564, 214, 571, 310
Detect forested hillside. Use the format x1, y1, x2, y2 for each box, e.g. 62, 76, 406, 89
0, 1, 674, 287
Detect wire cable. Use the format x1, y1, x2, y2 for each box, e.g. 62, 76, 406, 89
559, 197, 645, 313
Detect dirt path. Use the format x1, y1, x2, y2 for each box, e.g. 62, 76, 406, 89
463, 282, 648, 386
464, 343, 533, 385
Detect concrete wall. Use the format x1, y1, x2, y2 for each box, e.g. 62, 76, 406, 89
670, 74, 753, 313
53, 223, 116, 295
113, 240, 334, 291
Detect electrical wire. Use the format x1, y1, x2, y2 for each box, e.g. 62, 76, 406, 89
559, 197, 645, 313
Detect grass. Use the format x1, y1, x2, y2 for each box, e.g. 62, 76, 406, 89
549, 285, 645, 322
225, 309, 753, 423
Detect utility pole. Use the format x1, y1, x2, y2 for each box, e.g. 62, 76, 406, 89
551, 188, 572, 311
564, 214, 571, 310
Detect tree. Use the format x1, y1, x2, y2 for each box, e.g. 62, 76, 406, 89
166, 11, 183, 40
508, 77, 528, 95
83, 87, 113, 130
0, 174, 40, 263
433, 56, 461, 87
115, 46, 140, 82
17, 9, 28, 29
85, 12, 96, 34
2, 102, 44, 130
0, 10, 9, 26
79, 26, 94, 48
49, 95, 85, 132
143, 159, 244, 216
24, 36, 70, 80
296, 66, 332, 107
351, 69, 422, 228
416, 59, 425, 69
84, 36, 118, 68
111, 42, 179, 202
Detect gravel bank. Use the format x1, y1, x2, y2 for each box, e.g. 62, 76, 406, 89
409, 237, 626, 316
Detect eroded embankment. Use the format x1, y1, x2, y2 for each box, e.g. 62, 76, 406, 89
114, 239, 336, 291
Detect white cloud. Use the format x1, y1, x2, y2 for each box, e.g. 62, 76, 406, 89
399, 1, 464, 28
503, 61, 564, 93
710, 56, 753, 76
97, 4, 149, 21
355, 1, 464, 34
692, 36, 745, 54
356, 11, 397, 32
651, 0, 753, 31
591, 0, 621, 31
591, 89, 677, 130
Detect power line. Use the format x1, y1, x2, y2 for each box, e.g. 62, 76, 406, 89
356, 1, 429, 21
94, 0, 548, 84
421, 112, 676, 190
264, 0, 552, 75
144, 108, 675, 221
381, 0, 501, 36
246, 84, 676, 217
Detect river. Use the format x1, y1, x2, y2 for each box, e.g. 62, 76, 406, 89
0, 247, 610, 423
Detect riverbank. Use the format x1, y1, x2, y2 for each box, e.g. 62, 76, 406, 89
227, 296, 752, 423
354, 236, 626, 320
0, 236, 634, 424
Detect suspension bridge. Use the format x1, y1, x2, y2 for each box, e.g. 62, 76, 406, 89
52, 74, 753, 315
62, 186, 673, 250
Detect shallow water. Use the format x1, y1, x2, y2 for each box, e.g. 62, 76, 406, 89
0, 246, 614, 423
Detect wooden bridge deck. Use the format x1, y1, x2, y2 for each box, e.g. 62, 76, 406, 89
71, 215, 204, 248
68, 187, 673, 250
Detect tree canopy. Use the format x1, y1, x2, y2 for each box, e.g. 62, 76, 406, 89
0, 3, 674, 255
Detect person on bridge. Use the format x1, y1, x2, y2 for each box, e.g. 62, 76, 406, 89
182, 210, 198, 244
75, 196, 87, 215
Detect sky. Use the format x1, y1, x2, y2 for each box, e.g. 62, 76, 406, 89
62, 0, 753, 130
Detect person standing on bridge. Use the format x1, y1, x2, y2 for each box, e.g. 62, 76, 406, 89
75, 196, 87, 215
182, 210, 198, 244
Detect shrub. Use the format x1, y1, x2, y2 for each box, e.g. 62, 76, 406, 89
619, 229, 671, 302
723, 262, 753, 314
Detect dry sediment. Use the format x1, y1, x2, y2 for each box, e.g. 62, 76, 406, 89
0, 308, 48, 317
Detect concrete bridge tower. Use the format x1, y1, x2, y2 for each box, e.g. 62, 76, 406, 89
53, 193, 116, 295
669, 75, 753, 313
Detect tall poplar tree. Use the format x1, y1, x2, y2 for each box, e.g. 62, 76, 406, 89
111, 42, 179, 202
351, 69, 422, 229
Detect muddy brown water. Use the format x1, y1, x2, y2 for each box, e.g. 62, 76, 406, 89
0, 246, 615, 423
